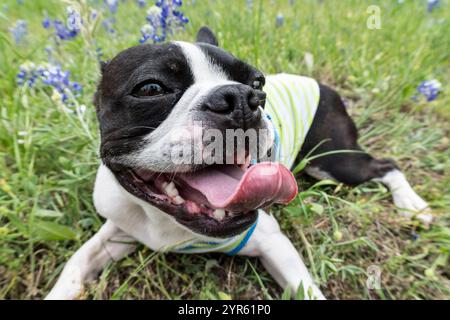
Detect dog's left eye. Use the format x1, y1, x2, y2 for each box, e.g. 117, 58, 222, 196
133, 82, 166, 97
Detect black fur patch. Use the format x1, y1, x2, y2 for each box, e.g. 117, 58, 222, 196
95, 43, 194, 169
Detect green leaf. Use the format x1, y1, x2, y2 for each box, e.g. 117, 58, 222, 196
34, 209, 63, 218
307, 286, 314, 300
310, 179, 338, 189
283, 206, 300, 217
295, 281, 305, 300
217, 291, 232, 300
292, 159, 308, 175
281, 287, 291, 300
310, 203, 324, 215
32, 220, 78, 241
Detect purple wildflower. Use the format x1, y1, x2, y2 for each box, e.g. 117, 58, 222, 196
90, 9, 98, 20
427, 0, 440, 12
139, 0, 189, 44
416, 79, 442, 102
66, 6, 82, 33
105, 0, 119, 14
137, 0, 147, 7
246, 0, 253, 10
42, 16, 51, 29
44, 6, 82, 41
276, 13, 284, 27
96, 47, 104, 60
10, 20, 28, 44
103, 17, 116, 34
52, 20, 77, 40
17, 62, 82, 104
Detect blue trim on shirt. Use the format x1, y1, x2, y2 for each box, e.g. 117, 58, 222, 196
251, 112, 280, 164
225, 218, 258, 256
273, 125, 281, 162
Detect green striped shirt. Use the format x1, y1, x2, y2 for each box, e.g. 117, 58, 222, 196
264, 73, 320, 169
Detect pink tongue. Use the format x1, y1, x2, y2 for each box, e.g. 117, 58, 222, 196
177, 162, 298, 212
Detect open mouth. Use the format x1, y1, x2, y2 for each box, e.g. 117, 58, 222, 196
114, 161, 298, 238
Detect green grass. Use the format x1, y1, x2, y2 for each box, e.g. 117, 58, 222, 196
0, 0, 449, 300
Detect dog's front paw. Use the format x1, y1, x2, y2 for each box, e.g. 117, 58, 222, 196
392, 188, 433, 226
45, 265, 85, 300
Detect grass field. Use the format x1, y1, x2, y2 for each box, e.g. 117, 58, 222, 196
0, 0, 449, 300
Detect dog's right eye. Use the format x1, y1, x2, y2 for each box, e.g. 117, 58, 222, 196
133, 82, 166, 97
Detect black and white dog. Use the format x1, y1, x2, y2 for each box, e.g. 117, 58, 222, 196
46, 27, 432, 300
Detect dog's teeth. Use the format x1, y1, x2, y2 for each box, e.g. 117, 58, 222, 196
164, 182, 179, 197
240, 155, 251, 170
172, 195, 185, 205
213, 209, 226, 220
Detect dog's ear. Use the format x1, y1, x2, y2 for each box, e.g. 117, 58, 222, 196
196, 26, 218, 46
99, 60, 109, 74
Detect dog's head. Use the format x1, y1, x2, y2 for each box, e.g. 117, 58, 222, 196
94, 27, 297, 238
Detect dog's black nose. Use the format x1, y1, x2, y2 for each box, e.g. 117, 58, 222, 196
202, 84, 266, 127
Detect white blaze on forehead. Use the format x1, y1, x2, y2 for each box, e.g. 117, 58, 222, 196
174, 41, 229, 84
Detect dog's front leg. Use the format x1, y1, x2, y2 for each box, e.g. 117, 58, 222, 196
45, 220, 136, 300
239, 210, 325, 300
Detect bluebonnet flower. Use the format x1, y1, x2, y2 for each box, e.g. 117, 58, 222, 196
44, 6, 82, 41
101, 1, 120, 36
276, 13, 284, 27
44, 45, 56, 64
427, 0, 440, 12
17, 62, 82, 105
90, 9, 98, 20
103, 17, 116, 34
139, 0, 189, 44
140, 24, 155, 43
416, 79, 442, 102
42, 16, 51, 28
105, 0, 119, 14
137, 0, 147, 7
10, 20, 28, 44
66, 6, 82, 33
17, 62, 38, 87
53, 20, 78, 40
96, 47, 104, 60
246, 0, 253, 10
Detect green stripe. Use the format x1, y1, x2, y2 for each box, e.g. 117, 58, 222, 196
303, 79, 316, 124
276, 77, 304, 162
293, 78, 315, 153
218, 231, 247, 253
309, 80, 320, 123
265, 80, 294, 161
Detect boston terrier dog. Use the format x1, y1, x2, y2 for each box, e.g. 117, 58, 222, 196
46, 27, 432, 300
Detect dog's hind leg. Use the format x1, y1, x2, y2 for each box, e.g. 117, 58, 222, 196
239, 210, 326, 300
45, 220, 136, 300
297, 84, 432, 225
